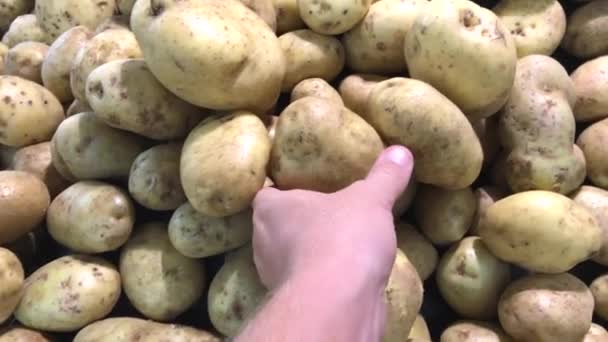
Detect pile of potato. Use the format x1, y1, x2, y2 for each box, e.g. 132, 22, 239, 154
0, 0, 608, 340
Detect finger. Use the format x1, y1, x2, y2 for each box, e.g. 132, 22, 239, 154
364, 145, 414, 210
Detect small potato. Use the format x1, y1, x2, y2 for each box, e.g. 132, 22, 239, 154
290, 78, 343, 106
407, 315, 431, 341
404, 0, 517, 120
342, 0, 426, 74
4, 42, 48, 84
0, 76, 65, 147
47, 181, 135, 253
86, 59, 202, 140
577, 118, 608, 189
51, 112, 147, 181
414, 185, 476, 246
120, 222, 206, 322
498, 273, 594, 342
271, 97, 383, 193
239, 0, 277, 31
12, 142, 71, 198
298, 0, 372, 35
0, 248, 24, 324
0, 171, 49, 245
0, 0, 33, 30
392, 178, 417, 218
34, 0, 117, 41
440, 321, 513, 342
14, 255, 121, 332
500, 55, 585, 194
591, 273, 608, 320
129, 143, 186, 211
338, 73, 387, 120
367, 78, 483, 189
479, 191, 601, 273
584, 323, 608, 342
1, 14, 48, 48
472, 116, 500, 167
274, 0, 305, 34
395, 222, 438, 281
66, 99, 92, 117
571, 56, 608, 122
437, 237, 511, 320
182, 112, 270, 217
494, 0, 566, 57
562, 0, 608, 59
42, 26, 92, 103
469, 186, 507, 236
169, 203, 253, 258
208, 245, 267, 337
571, 186, 608, 266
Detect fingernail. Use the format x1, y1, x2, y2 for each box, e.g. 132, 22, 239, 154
385, 146, 411, 166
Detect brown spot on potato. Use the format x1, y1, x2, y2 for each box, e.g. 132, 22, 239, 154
460, 9, 480, 28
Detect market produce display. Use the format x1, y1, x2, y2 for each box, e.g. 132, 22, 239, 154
0, 0, 607, 341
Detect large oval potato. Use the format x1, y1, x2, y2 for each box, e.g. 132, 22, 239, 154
498, 273, 594, 342
47, 181, 135, 253
571, 56, 608, 123
120, 222, 206, 322
0, 171, 50, 245
571, 186, 608, 266
577, 117, 608, 189
0, 0, 33, 30
51, 112, 147, 181
4, 42, 48, 84
338, 73, 387, 120
591, 274, 608, 320
0, 248, 24, 324
298, 0, 372, 35
34, 0, 117, 41
14, 255, 121, 332
395, 222, 437, 281
562, 0, 608, 59
367, 78, 483, 189
271, 96, 383, 192
404, 0, 517, 120
479, 191, 601, 273
182, 111, 270, 217
1, 14, 48, 48
131, 0, 285, 113
11, 142, 71, 198
290, 78, 343, 106
0, 76, 65, 147
441, 321, 513, 342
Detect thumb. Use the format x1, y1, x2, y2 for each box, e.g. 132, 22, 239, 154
364, 145, 414, 210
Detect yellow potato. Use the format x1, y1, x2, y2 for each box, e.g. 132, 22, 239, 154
1, 14, 48, 48
0, 248, 24, 324
0, 0, 33, 30
591, 274, 608, 320
571, 186, 608, 266
34, 0, 117, 41
4, 41, 48, 84
0, 326, 52, 342
577, 118, 608, 189
571, 56, 608, 123
440, 321, 513, 342
407, 315, 431, 341
274, 0, 305, 34
11, 142, 71, 198
338, 73, 387, 120
562, 0, 608, 59
469, 186, 507, 236
395, 222, 437, 281
290, 78, 343, 106
298, 0, 372, 35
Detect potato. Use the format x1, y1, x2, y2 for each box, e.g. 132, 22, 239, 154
41, 26, 92, 103
367, 78, 483, 189
584, 323, 608, 342
12, 142, 71, 198
131, 0, 285, 113
404, 0, 516, 120
120, 222, 206, 322
239, 0, 277, 32
267, 115, 278, 142
169, 203, 252, 258
469, 186, 507, 236
493, 0, 566, 57
414, 185, 476, 246
571, 186, 608, 266
4, 42, 48, 84
0, 171, 49, 245
86, 59, 203, 140
0, 144, 16, 170
338, 73, 387, 120
562, 0, 608, 59
472, 116, 500, 167
271, 96, 383, 192
0, 326, 52, 342
591, 273, 608, 320
577, 118, 608, 189
51, 112, 147, 181
298, 0, 372, 35
274, 0, 305, 34
395, 222, 437, 281
290, 78, 343, 106
489, 151, 509, 189
0, 76, 65, 147
407, 315, 431, 341
0, 248, 24, 324
128, 143, 186, 211
342, 0, 426, 74
383, 249, 423, 342
437, 236, 511, 320
479, 191, 601, 273
392, 178, 417, 218
0, 42, 7, 74
498, 273, 594, 342
500, 55, 585, 194
0, 0, 33, 29
34, 0, 117, 41
440, 321, 513, 342
571, 56, 608, 123
1, 14, 49, 48
47, 181, 135, 253
182, 112, 270, 217
70, 28, 142, 104
66, 99, 91, 117
14, 255, 121, 332
208, 245, 267, 337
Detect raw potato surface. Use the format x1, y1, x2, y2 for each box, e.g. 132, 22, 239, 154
591, 274, 608, 320
34, 0, 117, 41
298, 0, 372, 35
571, 56, 608, 122
440, 321, 513, 342
290, 78, 343, 106
0, 248, 24, 324
395, 222, 437, 281
12, 142, 71, 198
338, 73, 387, 120
0, 0, 33, 29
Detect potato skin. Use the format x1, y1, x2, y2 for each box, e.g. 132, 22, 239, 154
274, 0, 305, 34
182, 111, 270, 217
404, 0, 517, 120
0, 171, 50, 245
577, 118, 608, 189
338, 73, 387, 120
120, 222, 206, 322
0, 76, 65, 147
367, 78, 483, 189
290, 78, 343, 106
0, 0, 33, 30
131, 0, 285, 113
12, 142, 71, 198
0, 248, 24, 324
34, 0, 117, 41
441, 321, 513, 342
498, 273, 594, 342
0, 326, 53, 342
395, 222, 437, 281
479, 191, 601, 273
1, 14, 49, 48
571, 186, 608, 266
469, 186, 507, 236
571, 56, 608, 123
298, 0, 372, 35
14, 255, 121, 332
4, 42, 48, 84
271, 96, 383, 192
562, 0, 608, 59
591, 274, 608, 320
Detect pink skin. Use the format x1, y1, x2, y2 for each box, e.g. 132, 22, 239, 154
236, 145, 415, 342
